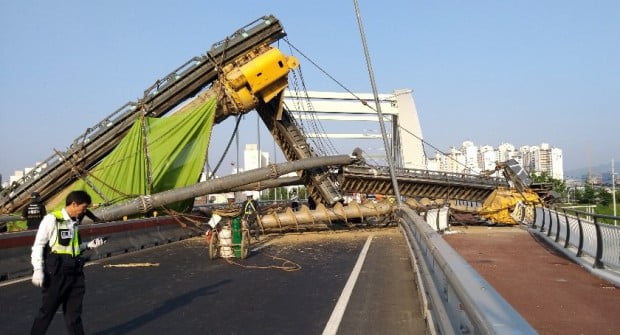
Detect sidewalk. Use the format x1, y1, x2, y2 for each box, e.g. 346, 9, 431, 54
444, 226, 620, 335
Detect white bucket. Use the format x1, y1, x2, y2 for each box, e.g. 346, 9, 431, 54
207, 214, 222, 229
219, 226, 233, 258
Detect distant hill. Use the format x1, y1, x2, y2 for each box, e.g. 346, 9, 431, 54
565, 163, 611, 179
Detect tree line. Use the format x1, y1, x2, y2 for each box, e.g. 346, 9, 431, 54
532, 172, 618, 207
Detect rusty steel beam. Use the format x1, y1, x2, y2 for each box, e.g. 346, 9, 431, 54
339, 165, 508, 202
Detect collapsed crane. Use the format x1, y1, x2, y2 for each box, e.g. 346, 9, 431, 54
1, 15, 287, 213
337, 159, 547, 225
0, 15, 343, 217
1, 14, 550, 229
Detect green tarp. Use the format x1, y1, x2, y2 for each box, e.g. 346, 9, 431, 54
58, 97, 217, 214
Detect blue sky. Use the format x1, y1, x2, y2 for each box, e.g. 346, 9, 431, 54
1, 0, 619, 180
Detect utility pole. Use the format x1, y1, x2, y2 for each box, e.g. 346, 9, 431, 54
612, 159, 617, 217
353, 0, 402, 207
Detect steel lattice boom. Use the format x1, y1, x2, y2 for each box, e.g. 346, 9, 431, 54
339, 165, 508, 202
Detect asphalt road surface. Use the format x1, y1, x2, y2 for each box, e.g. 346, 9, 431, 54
1, 227, 425, 335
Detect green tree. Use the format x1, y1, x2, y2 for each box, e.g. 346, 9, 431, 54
598, 188, 612, 206
531, 172, 567, 196
573, 185, 613, 206
578, 185, 597, 204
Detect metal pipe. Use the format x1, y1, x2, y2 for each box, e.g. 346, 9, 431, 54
540, 207, 546, 232
593, 216, 605, 269
576, 212, 584, 257
547, 208, 553, 237
92, 155, 356, 222
230, 176, 302, 192
555, 210, 561, 242
562, 208, 570, 249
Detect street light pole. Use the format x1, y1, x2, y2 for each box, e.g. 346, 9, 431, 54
352, 0, 403, 207
612, 159, 617, 217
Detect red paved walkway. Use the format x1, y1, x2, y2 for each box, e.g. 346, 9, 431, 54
444, 226, 620, 335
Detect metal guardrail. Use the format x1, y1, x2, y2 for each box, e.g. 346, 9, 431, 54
399, 207, 536, 334
532, 206, 620, 271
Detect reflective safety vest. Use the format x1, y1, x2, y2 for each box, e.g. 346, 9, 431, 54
50, 210, 81, 257
244, 200, 257, 215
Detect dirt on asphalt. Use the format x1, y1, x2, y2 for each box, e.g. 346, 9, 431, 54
444, 226, 620, 335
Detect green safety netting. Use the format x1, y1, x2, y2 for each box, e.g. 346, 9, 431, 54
54, 97, 217, 215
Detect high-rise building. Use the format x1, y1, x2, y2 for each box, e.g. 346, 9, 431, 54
461, 141, 480, 173
244, 144, 269, 171
445, 147, 466, 173
516, 145, 530, 169
497, 142, 516, 162
528, 143, 563, 179
426, 155, 440, 171
550, 147, 564, 180
243, 144, 270, 198
433, 141, 564, 180
478, 145, 497, 172
427, 152, 445, 172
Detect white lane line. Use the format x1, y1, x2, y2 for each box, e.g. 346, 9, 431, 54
322, 235, 373, 335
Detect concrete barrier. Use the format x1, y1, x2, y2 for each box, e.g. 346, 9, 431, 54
0, 217, 204, 281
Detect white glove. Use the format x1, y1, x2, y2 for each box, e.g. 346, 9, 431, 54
32, 269, 44, 287
87, 237, 106, 249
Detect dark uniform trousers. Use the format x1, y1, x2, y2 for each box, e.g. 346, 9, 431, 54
31, 254, 86, 335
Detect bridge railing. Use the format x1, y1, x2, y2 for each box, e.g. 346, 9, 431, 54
366, 165, 507, 186
399, 207, 536, 334
532, 206, 620, 271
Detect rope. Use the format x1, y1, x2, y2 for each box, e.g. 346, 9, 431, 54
140, 115, 154, 195
285, 46, 339, 156
223, 254, 301, 272
54, 149, 112, 204
295, 66, 339, 155
286, 66, 337, 156
54, 158, 139, 205
159, 205, 212, 233
284, 37, 477, 177
256, 214, 266, 235
283, 38, 365, 104
285, 73, 328, 156
291, 208, 300, 232
208, 115, 242, 179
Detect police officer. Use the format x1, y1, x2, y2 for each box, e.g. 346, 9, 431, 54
30, 190, 107, 335
240, 192, 260, 240
22, 192, 47, 230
